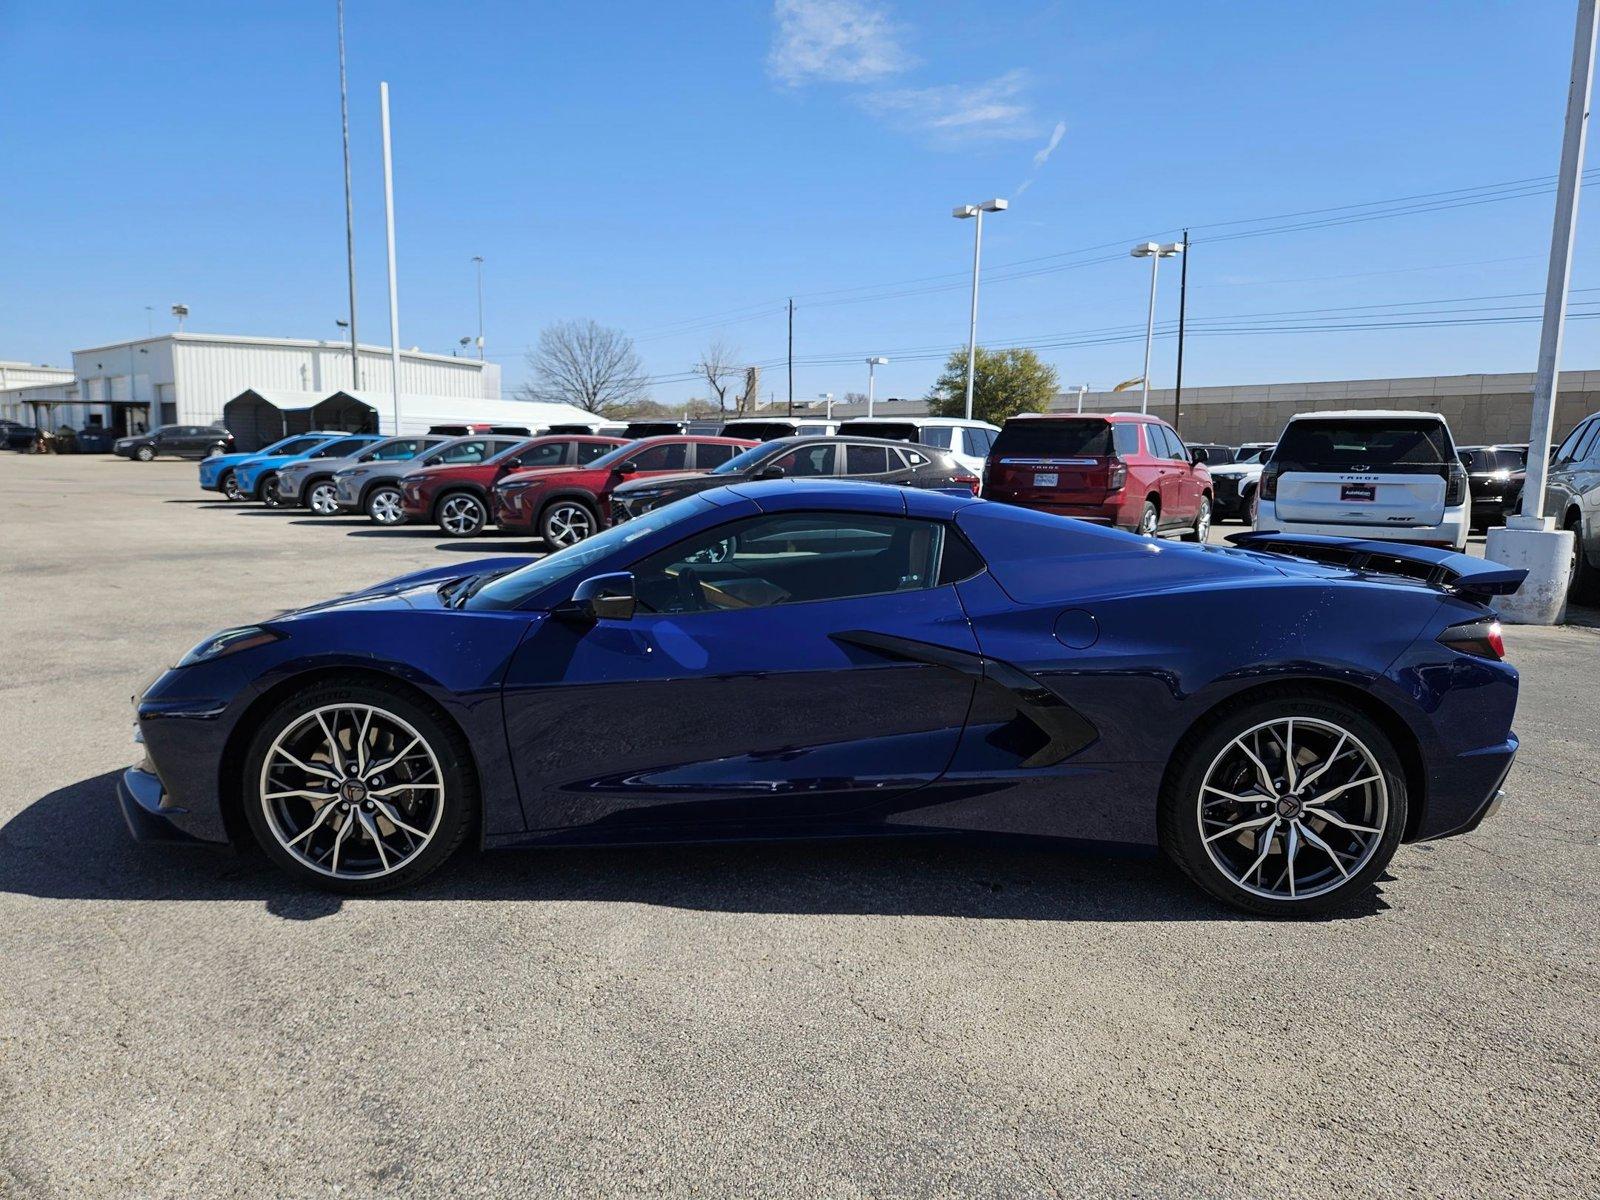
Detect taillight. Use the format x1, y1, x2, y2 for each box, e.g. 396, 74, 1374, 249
1260, 463, 1280, 501
1444, 465, 1467, 506
951, 472, 981, 496
1108, 458, 1127, 491
1438, 618, 1505, 661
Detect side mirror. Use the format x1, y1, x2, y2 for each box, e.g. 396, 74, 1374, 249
755, 465, 786, 481
613, 459, 640, 475
557, 572, 636, 623
1189, 447, 1209, 465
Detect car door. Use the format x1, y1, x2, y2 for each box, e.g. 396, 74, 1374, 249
1145, 425, 1185, 526
1163, 426, 1206, 519
500, 506, 980, 833
842, 441, 913, 485
1545, 418, 1598, 525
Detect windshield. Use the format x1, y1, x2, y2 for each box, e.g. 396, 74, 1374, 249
992, 420, 1112, 458
719, 422, 794, 441
268, 437, 327, 456
1273, 419, 1453, 470
841, 421, 918, 442
466, 495, 714, 610
711, 443, 776, 475
1233, 447, 1272, 465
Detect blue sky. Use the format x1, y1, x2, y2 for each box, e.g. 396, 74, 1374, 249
1, 0, 1596, 406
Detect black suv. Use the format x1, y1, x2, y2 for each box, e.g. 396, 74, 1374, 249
609, 435, 978, 523
1, 419, 37, 451
115, 424, 234, 461
1456, 444, 1528, 530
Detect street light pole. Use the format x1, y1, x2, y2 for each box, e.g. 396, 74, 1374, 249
380, 81, 402, 435
953, 199, 1008, 420
819, 392, 834, 420
472, 255, 485, 361
336, 0, 361, 390
866, 357, 888, 417
1130, 242, 1183, 415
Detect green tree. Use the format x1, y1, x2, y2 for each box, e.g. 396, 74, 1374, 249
925, 346, 1059, 425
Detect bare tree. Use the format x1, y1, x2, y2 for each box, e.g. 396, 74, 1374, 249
695, 338, 742, 414
518, 320, 648, 415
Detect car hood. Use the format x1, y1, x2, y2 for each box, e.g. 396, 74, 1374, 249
612, 471, 708, 494
496, 466, 583, 487
239, 455, 295, 472
1209, 462, 1262, 478
271, 556, 538, 620
204, 451, 260, 469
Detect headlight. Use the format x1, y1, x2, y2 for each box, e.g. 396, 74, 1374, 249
1490, 469, 1511, 481
499, 478, 543, 493
177, 625, 284, 667
339, 467, 370, 479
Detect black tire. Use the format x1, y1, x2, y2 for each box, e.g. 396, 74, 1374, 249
366, 483, 405, 525
1567, 514, 1600, 605
221, 471, 241, 501
206, 445, 226, 459
305, 479, 340, 515
1158, 691, 1408, 917
539, 497, 600, 548
134, 444, 155, 462
259, 473, 283, 507
1181, 496, 1212, 543
1136, 499, 1160, 538
435, 491, 489, 538
241, 678, 477, 894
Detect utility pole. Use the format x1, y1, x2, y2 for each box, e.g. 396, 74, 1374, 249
337, 0, 361, 390
1174, 229, 1189, 429
472, 256, 485, 360
1488, 0, 1598, 624
786, 298, 794, 417
380, 82, 402, 435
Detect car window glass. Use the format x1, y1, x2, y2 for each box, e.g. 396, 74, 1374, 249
513, 442, 567, 469
796, 424, 831, 436
1273, 419, 1453, 469
960, 428, 986, 456
314, 438, 368, 458
921, 426, 953, 449
1575, 422, 1600, 465
695, 442, 738, 468
1554, 422, 1590, 463
1112, 424, 1140, 457
628, 443, 689, 471
438, 439, 491, 464
903, 448, 928, 468
770, 443, 836, 477
1165, 428, 1189, 461
845, 444, 891, 475
371, 439, 420, 460
631, 512, 946, 615
574, 441, 616, 463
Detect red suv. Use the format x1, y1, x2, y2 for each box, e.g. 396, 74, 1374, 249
399, 435, 628, 537
492, 435, 757, 547
983, 413, 1214, 539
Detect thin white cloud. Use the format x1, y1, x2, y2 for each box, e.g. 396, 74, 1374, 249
861, 69, 1039, 145
767, 0, 911, 88
1016, 119, 1067, 193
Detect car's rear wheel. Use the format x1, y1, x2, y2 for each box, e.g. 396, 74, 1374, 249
540, 499, 598, 547
206, 445, 226, 459
1182, 496, 1212, 543
260, 474, 284, 507
437, 492, 488, 537
366, 484, 403, 524
221, 471, 241, 501
1567, 514, 1600, 604
1159, 693, 1407, 917
135, 445, 155, 462
1136, 500, 1160, 537
242, 680, 476, 894
307, 480, 340, 515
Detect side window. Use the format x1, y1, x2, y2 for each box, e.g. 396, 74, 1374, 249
575, 440, 615, 464
314, 438, 367, 458
373, 439, 419, 460
515, 442, 567, 470
439, 439, 490, 464
921, 426, 953, 449
628, 442, 690, 471
961, 428, 988, 456
902, 448, 929, 468
630, 512, 947, 614
1556, 420, 1595, 465
1164, 427, 1189, 461
770, 443, 836, 477
694, 442, 738, 469
1113, 423, 1141, 457
1576, 421, 1600, 465
845, 443, 891, 475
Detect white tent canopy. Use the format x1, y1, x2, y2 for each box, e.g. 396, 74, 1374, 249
340, 392, 602, 436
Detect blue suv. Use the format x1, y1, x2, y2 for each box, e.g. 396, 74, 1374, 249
235, 434, 384, 506
200, 432, 348, 501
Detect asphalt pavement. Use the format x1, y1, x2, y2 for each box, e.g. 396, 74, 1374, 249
1, 454, 1595, 1199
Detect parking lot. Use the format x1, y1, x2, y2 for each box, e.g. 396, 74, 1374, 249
1, 452, 1597, 1199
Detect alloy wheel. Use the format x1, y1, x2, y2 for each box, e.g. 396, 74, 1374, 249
261, 476, 282, 507
1196, 716, 1388, 902
438, 494, 486, 537
543, 502, 595, 547
308, 483, 340, 515
369, 487, 403, 525
1139, 505, 1159, 537
258, 703, 445, 881
1193, 499, 1212, 542
135, 446, 155, 462
222, 473, 241, 501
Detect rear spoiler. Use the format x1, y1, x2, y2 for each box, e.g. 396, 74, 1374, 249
1225, 531, 1527, 599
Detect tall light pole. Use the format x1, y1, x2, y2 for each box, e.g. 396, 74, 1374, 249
337, 0, 361, 390
380, 81, 401, 433
1488, 0, 1598, 624
865, 357, 888, 417
472, 255, 485, 360
818, 392, 834, 420
170, 303, 188, 332
953, 198, 1008, 420
1075, 384, 1088, 413
1130, 241, 1183, 415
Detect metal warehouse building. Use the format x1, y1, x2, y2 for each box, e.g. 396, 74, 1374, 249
66, 332, 502, 437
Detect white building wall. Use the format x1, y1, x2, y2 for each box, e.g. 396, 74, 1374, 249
0, 362, 75, 391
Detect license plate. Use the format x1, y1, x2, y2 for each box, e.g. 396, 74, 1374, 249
1033, 472, 1058, 487
1340, 483, 1376, 502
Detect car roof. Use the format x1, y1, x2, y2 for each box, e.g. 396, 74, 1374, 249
1007, 411, 1162, 423
715, 477, 978, 516
1286, 409, 1446, 421
838, 416, 997, 428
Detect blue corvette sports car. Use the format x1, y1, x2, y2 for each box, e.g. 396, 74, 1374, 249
121, 480, 1524, 915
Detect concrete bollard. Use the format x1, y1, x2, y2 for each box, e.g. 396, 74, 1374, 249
1485, 526, 1574, 625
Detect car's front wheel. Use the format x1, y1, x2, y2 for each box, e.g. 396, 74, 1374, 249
540, 499, 598, 547
1567, 514, 1599, 604
437, 492, 488, 537
1182, 496, 1212, 543
134, 445, 155, 462
1159, 693, 1407, 917
307, 480, 340, 515
242, 680, 476, 893
260, 474, 284, 507
221, 471, 241, 501
1136, 500, 1160, 537
367, 484, 404, 525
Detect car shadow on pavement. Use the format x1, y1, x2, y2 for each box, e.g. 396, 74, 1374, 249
0, 772, 1389, 924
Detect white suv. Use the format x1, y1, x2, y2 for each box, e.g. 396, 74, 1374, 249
1254, 411, 1471, 550
835, 417, 1000, 475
